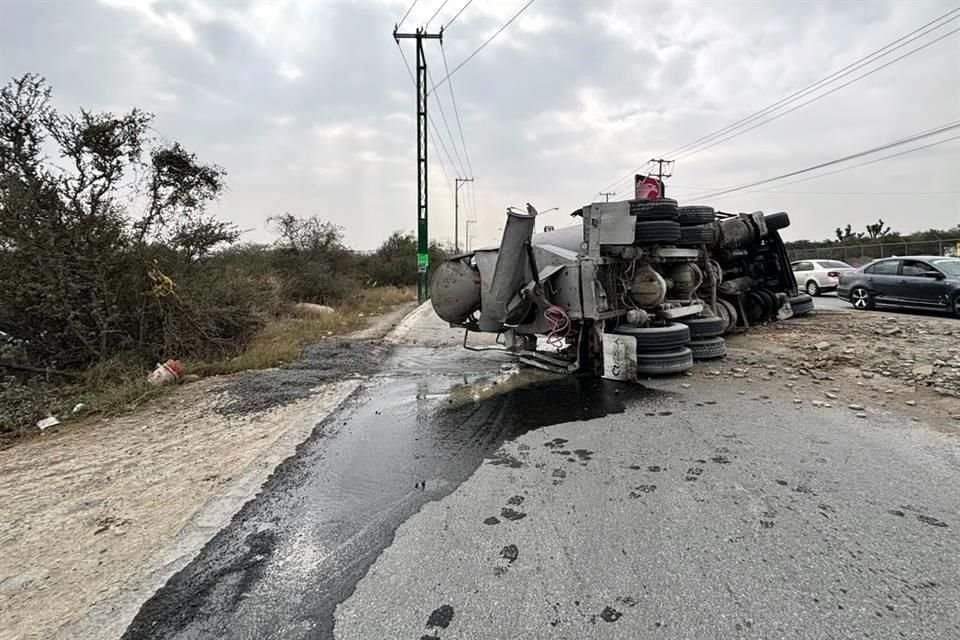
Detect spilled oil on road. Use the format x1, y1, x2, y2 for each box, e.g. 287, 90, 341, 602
121, 347, 660, 640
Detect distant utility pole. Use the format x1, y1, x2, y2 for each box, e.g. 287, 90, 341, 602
465, 219, 476, 252
454, 177, 473, 253
394, 26, 443, 303
599, 191, 615, 202
649, 158, 675, 182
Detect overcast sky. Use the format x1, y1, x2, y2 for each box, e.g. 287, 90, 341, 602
1, 0, 958, 249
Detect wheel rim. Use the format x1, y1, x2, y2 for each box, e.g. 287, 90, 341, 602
806, 281, 818, 295
852, 289, 868, 309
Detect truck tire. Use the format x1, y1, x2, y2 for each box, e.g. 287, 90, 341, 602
764, 211, 790, 231
635, 347, 694, 376
689, 336, 727, 360
716, 298, 739, 333
677, 224, 718, 246
789, 293, 815, 316
630, 198, 679, 221
677, 205, 716, 226
682, 315, 725, 339
745, 291, 767, 323
759, 289, 780, 319
613, 322, 690, 352
635, 220, 681, 244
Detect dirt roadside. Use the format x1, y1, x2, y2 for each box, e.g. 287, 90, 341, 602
0, 302, 416, 640
708, 308, 960, 432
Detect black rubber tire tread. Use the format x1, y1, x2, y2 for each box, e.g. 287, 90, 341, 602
634, 220, 681, 244
789, 293, 815, 316
682, 315, 726, 338
677, 206, 716, 226
635, 347, 694, 376
630, 198, 679, 221
689, 336, 727, 360
765, 211, 790, 231
805, 280, 821, 296
716, 298, 739, 333
953, 294, 960, 319
745, 291, 766, 323
677, 224, 718, 246
612, 322, 690, 352
759, 289, 780, 319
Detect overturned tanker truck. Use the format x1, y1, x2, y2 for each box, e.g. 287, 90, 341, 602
430, 198, 813, 380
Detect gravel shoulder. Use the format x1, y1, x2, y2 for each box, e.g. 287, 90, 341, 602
0, 302, 416, 640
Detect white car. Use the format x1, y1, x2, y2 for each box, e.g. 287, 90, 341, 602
791, 259, 856, 296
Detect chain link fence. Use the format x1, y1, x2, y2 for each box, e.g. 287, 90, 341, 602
788, 238, 960, 266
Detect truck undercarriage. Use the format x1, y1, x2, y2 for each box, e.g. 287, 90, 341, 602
431, 198, 811, 381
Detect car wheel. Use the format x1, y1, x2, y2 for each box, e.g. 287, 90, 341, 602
953, 294, 960, 318
689, 336, 727, 360
850, 286, 873, 310
805, 280, 821, 296
635, 347, 694, 376
612, 322, 690, 351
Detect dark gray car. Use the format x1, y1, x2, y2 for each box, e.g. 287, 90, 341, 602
837, 256, 960, 316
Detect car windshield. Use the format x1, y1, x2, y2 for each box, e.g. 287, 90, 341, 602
819, 260, 852, 269
931, 259, 960, 276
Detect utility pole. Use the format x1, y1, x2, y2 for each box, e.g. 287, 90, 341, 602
394, 26, 443, 303
649, 158, 675, 182
454, 177, 473, 252
465, 219, 476, 252
599, 191, 615, 202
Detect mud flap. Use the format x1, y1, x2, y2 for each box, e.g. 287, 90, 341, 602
601, 333, 638, 382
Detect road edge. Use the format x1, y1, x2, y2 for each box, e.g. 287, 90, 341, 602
62, 302, 426, 640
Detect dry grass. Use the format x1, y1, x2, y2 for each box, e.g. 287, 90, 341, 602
192, 286, 415, 376
1, 287, 415, 440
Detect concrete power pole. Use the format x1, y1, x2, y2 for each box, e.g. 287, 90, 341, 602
455, 177, 473, 253
599, 191, 615, 202
394, 26, 443, 303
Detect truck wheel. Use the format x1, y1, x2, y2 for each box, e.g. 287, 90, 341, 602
677, 224, 718, 246
716, 298, 739, 333
634, 220, 681, 244
613, 322, 690, 352
745, 291, 767, 323
789, 293, 815, 316
635, 347, 694, 376
682, 315, 725, 338
630, 198, 678, 220
764, 211, 790, 231
759, 289, 780, 319
689, 336, 727, 360
677, 206, 716, 226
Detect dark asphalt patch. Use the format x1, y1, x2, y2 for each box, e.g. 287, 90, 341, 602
122, 355, 662, 640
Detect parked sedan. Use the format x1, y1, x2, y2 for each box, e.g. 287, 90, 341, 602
837, 256, 960, 316
791, 259, 855, 296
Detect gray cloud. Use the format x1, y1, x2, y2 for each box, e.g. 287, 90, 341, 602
1, 0, 957, 249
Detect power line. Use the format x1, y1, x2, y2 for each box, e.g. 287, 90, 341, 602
664, 7, 960, 159
430, 0, 535, 95
426, 0, 450, 28
444, 0, 474, 30
691, 123, 960, 200
601, 24, 960, 198
426, 65, 468, 176
441, 42, 474, 178
396, 43, 458, 194
671, 27, 960, 162
592, 8, 960, 198
397, 0, 419, 29
706, 134, 960, 201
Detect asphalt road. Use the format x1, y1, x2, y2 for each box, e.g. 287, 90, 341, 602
121, 318, 960, 640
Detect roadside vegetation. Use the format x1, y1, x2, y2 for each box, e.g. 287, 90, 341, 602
0, 75, 443, 437
785, 218, 959, 263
